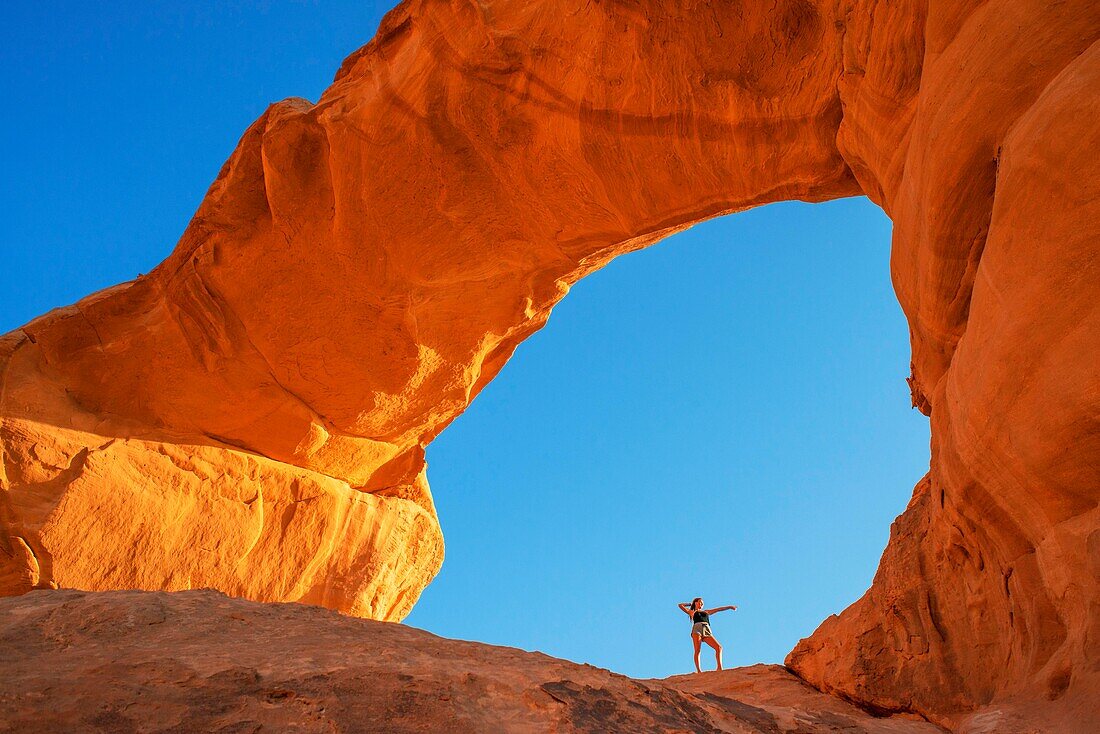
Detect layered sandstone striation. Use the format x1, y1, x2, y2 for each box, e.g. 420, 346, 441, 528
0, 0, 1097, 726
0, 589, 946, 734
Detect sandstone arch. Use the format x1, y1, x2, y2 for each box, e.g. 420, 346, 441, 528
1, 0, 1097, 724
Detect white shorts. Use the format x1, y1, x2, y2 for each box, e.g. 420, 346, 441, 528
691, 622, 713, 638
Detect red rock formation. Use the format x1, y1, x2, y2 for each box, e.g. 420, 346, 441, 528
786, 3, 1100, 727
0, 589, 946, 733
1, 0, 1097, 726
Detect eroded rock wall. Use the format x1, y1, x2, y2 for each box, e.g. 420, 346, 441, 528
787, 1, 1100, 726
1, 0, 1097, 725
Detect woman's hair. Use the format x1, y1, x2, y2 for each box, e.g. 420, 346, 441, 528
691, 597, 703, 610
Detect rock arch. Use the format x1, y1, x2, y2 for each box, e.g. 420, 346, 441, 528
1, 0, 1097, 723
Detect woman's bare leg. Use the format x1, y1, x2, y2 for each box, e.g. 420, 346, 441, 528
691, 634, 703, 673
703, 635, 723, 671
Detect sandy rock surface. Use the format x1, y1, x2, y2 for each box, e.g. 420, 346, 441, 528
1, 0, 1097, 725
0, 589, 946, 734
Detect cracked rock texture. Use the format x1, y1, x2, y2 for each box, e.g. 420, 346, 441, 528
0, 0, 1097, 727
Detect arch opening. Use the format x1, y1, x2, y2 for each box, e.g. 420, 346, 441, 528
404, 197, 930, 678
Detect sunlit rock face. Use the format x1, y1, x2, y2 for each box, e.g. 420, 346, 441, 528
0, 0, 1096, 725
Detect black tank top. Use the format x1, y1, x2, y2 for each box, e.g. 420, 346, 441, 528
692, 610, 710, 624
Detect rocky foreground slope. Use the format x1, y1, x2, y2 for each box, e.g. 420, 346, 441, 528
0, 589, 949, 734
1, 0, 1098, 725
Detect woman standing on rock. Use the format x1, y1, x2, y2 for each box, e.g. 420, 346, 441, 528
678, 598, 736, 673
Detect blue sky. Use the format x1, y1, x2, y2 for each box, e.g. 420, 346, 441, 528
2, 2, 929, 678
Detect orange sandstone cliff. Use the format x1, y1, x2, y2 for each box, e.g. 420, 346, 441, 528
0, 0, 1097, 727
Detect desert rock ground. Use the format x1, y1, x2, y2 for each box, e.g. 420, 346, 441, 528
0, 589, 948, 734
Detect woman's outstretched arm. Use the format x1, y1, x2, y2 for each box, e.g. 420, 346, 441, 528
703, 604, 737, 614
